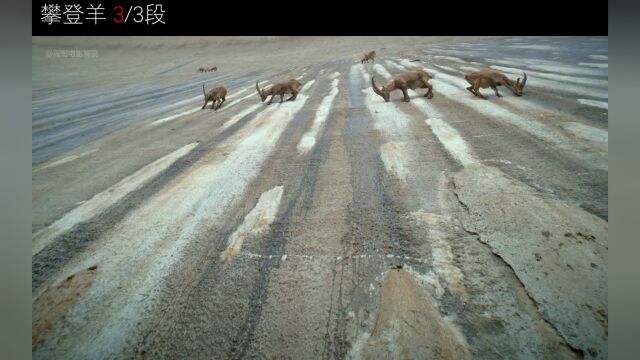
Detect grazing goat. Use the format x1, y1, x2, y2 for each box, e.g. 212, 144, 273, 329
198, 66, 218, 72
255, 79, 302, 105
371, 70, 434, 102
361, 51, 376, 64
202, 84, 227, 110
464, 70, 527, 99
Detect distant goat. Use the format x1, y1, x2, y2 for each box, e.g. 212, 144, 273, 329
202, 84, 227, 110
198, 66, 218, 73
361, 51, 376, 64
255, 79, 302, 105
464, 70, 527, 99
371, 70, 434, 102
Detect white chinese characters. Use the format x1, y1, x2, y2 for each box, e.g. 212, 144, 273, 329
41, 3, 166, 25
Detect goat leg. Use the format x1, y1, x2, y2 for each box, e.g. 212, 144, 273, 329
469, 80, 488, 100
401, 87, 410, 102
424, 83, 434, 99
466, 86, 476, 96
216, 96, 226, 110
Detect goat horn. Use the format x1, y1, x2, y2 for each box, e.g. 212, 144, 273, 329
371, 76, 384, 96
521, 72, 527, 88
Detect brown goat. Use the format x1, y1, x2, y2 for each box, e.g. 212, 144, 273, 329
371, 70, 434, 102
202, 84, 227, 110
198, 66, 218, 73
464, 70, 527, 99
361, 51, 376, 64
255, 79, 302, 105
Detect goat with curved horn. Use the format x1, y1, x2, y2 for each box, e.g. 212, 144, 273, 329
256, 78, 302, 105
202, 83, 228, 110
464, 70, 528, 100
371, 70, 434, 103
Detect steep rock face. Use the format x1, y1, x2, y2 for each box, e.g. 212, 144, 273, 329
451, 164, 607, 358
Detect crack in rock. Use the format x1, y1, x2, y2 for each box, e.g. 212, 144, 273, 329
449, 168, 606, 358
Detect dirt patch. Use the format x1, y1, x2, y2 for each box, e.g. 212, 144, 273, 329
32, 265, 98, 349
351, 269, 471, 359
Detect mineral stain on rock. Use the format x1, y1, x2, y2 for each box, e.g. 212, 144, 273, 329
32, 265, 98, 349
351, 268, 471, 360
